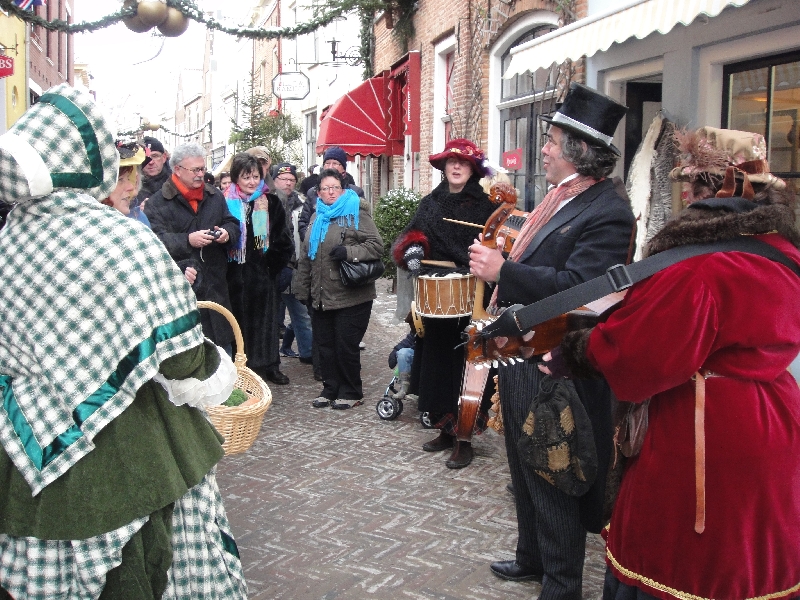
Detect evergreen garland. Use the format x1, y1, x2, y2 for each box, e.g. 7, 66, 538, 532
0, 0, 363, 40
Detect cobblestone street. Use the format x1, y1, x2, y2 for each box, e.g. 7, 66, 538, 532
216, 282, 606, 600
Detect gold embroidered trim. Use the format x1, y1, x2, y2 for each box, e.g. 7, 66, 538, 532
606, 544, 800, 600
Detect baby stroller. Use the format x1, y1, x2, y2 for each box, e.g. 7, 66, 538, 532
375, 375, 434, 428
376, 304, 433, 427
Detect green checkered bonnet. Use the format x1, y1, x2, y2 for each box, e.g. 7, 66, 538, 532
0, 83, 119, 204
0, 85, 204, 495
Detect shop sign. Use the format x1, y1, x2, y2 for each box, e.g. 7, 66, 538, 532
272, 72, 310, 100
502, 148, 523, 170
0, 56, 14, 79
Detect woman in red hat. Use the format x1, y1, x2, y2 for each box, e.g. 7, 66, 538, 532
392, 138, 497, 469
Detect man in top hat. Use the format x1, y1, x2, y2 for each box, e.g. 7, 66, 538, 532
469, 82, 636, 599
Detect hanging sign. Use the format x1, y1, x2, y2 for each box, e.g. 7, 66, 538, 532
0, 56, 14, 79
502, 148, 523, 170
272, 72, 310, 100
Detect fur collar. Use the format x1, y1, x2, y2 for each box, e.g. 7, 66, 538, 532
645, 201, 800, 257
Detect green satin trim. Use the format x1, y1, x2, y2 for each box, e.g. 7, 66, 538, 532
217, 520, 241, 559
0, 310, 200, 470
39, 93, 104, 189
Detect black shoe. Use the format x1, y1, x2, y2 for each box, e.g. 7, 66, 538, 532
445, 441, 473, 469
422, 432, 454, 452
313, 372, 323, 381
311, 397, 330, 408
299, 356, 313, 364
489, 560, 543, 582
265, 370, 289, 385
506, 482, 515, 495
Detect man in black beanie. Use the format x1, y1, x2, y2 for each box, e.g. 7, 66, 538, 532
135, 136, 172, 209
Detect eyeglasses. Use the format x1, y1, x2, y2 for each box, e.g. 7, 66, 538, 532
177, 164, 206, 175
319, 185, 342, 193
275, 176, 296, 183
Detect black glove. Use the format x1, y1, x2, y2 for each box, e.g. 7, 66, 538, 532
539, 346, 573, 380
403, 244, 424, 275
329, 245, 348, 261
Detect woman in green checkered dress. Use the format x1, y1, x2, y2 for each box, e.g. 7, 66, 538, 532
0, 85, 247, 599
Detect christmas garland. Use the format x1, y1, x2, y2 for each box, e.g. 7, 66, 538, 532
117, 120, 210, 139
0, 0, 367, 40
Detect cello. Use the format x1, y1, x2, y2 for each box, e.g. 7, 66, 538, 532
454, 183, 525, 442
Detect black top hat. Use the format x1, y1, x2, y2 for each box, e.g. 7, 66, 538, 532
540, 83, 627, 156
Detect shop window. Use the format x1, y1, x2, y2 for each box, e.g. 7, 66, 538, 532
723, 51, 800, 183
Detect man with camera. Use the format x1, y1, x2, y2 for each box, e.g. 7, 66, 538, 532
145, 142, 241, 353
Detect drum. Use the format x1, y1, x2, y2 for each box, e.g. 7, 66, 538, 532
415, 274, 476, 318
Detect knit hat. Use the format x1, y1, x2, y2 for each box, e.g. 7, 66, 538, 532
428, 138, 490, 177
670, 126, 785, 191
0, 83, 119, 204
274, 162, 297, 179
540, 82, 627, 156
322, 146, 347, 168
142, 135, 165, 155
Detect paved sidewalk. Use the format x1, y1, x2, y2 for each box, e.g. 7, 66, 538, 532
216, 283, 606, 599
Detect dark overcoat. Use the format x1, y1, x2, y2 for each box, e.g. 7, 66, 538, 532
145, 179, 241, 347
497, 177, 635, 533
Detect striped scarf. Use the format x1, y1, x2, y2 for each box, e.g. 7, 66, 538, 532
490, 175, 598, 309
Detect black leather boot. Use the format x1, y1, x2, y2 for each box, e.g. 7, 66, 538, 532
445, 441, 473, 469
422, 431, 454, 452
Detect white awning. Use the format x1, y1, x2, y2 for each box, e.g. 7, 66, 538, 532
504, 0, 752, 78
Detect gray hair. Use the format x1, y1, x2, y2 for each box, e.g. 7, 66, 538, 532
560, 129, 618, 179
169, 142, 206, 169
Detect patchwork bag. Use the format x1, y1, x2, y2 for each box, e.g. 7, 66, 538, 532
517, 375, 598, 497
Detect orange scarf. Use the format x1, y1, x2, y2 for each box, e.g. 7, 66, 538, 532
172, 173, 205, 213
489, 175, 599, 309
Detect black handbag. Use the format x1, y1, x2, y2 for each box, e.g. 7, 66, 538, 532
517, 375, 598, 497
339, 258, 385, 287
336, 230, 385, 286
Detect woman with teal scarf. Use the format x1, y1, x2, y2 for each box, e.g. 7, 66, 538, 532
225, 153, 294, 386
295, 168, 383, 409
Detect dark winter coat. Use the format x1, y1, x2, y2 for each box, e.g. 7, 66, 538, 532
294, 197, 383, 311
497, 178, 635, 534
392, 175, 495, 271
135, 163, 172, 208
226, 192, 293, 371
298, 183, 364, 242
144, 178, 241, 346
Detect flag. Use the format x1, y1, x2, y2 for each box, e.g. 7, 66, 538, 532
13, 0, 45, 10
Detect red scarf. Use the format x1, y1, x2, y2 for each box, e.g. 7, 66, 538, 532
172, 173, 205, 213
489, 174, 599, 309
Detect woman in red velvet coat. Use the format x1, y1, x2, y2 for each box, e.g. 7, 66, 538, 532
543, 127, 800, 600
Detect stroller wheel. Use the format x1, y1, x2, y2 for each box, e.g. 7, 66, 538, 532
420, 411, 434, 429
395, 398, 404, 417
376, 397, 400, 420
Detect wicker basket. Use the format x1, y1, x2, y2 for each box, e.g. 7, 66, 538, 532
197, 301, 272, 455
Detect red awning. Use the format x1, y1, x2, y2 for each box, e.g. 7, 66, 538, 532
316, 75, 390, 158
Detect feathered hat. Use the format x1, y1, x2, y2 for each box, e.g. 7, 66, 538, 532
429, 138, 490, 178
670, 126, 785, 192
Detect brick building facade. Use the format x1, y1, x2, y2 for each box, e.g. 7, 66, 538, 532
370, 0, 588, 208
29, 0, 74, 102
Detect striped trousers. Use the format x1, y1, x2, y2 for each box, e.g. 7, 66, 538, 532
499, 361, 586, 600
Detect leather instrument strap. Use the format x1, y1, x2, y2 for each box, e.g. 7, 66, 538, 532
694, 371, 707, 534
